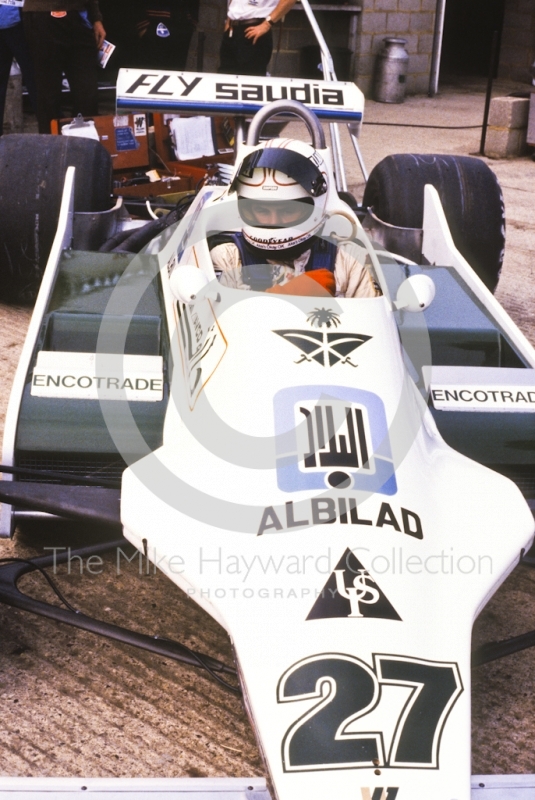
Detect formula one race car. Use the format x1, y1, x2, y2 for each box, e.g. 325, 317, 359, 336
1, 71, 535, 800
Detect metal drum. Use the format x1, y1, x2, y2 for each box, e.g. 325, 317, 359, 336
373, 37, 409, 104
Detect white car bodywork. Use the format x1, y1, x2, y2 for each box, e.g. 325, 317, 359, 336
118, 166, 535, 800
2, 65, 535, 798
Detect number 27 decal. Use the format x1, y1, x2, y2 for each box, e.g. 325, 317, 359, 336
277, 653, 463, 772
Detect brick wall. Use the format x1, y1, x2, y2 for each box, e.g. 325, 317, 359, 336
187, 2, 360, 80
269, 8, 358, 78
355, 0, 436, 96
187, 0, 436, 95
498, 0, 535, 84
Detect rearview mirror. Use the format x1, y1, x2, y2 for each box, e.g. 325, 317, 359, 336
169, 265, 209, 304
394, 274, 435, 312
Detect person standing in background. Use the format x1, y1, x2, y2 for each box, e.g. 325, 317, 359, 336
22, 0, 105, 133
0, 4, 37, 135
219, 0, 296, 76
133, 0, 198, 71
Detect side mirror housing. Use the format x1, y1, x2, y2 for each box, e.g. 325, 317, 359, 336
395, 274, 435, 312
322, 210, 358, 242
169, 265, 209, 304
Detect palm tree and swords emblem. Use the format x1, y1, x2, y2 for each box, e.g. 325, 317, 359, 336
274, 308, 371, 368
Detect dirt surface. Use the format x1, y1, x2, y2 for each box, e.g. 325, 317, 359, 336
1, 80, 535, 781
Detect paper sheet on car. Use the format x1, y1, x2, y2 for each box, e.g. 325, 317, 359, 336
31, 351, 163, 402
169, 116, 215, 160
116, 69, 364, 121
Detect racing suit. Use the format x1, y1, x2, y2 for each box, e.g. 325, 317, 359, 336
211, 238, 380, 298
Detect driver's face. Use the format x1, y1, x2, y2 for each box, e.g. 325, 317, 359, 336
251, 201, 308, 226
238, 196, 314, 228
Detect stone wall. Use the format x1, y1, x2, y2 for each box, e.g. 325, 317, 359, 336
354, 0, 437, 96
498, 0, 535, 84
186, 0, 227, 73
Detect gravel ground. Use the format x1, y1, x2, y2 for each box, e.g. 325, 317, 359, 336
0, 79, 535, 781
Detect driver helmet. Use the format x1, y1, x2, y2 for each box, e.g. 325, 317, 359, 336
229, 138, 329, 251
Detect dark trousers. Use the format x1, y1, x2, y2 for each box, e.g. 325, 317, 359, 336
0, 22, 37, 136
134, 22, 195, 71
219, 25, 272, 76
23, 11, 99, 133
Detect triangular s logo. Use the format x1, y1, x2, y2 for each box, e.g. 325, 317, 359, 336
307, 548, 401, 621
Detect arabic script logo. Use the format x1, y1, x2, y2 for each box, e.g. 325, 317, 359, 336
274, 385, 398, 496
300, 402, 370, 481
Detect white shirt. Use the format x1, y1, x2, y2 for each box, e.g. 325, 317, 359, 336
227, 0, 277, 22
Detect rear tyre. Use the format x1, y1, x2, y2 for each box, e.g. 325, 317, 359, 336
0, 134, 112, 303
362, 153, 505, 292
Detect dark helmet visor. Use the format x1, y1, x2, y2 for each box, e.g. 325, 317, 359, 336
230, 149, 327, 197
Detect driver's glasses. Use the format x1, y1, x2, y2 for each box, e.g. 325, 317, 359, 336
238, 196, 314, 228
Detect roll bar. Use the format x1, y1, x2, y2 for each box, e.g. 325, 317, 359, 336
246, 100, 326, 150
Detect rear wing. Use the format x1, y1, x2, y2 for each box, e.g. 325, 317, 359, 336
116, 69, 364, 122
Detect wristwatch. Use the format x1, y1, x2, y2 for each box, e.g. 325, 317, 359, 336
265, 15, 274, 25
